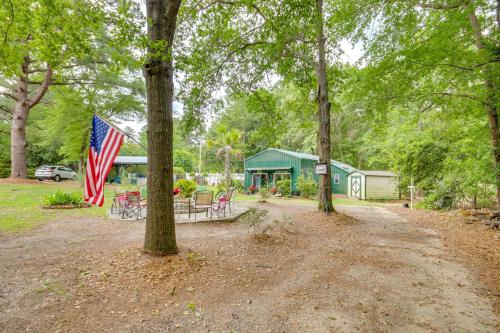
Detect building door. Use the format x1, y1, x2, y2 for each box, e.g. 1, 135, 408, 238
351, 176, 362, 198
252, 173, 268, 188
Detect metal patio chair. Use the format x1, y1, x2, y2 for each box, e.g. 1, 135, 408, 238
111, 188, 126, 214
122, 191, 147, 220
224, 187, 235, 213
189, 191, 214, 221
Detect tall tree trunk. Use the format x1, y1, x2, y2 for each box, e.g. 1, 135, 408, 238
315, 0, 334, 213
10, 56, 52, 178
11, 81, 29, 178
143, 0, 182, 255
224, 147, 231, 186
468, 10, 500, 208
79, 128, 91, 187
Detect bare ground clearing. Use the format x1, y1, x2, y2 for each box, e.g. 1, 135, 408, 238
0, 202, 498, 332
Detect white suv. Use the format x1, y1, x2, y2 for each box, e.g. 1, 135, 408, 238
35, 165, 78, 182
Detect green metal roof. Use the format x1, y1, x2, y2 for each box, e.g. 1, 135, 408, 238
246, 166, 293, 171
245, 148, 356, 173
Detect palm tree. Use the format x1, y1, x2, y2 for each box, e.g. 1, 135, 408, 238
208, 125, 241, 186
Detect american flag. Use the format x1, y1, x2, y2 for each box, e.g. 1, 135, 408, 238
84, 115, 124, 207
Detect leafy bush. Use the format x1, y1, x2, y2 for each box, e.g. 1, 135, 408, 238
174, 179, 197, 198
215, 183, 227, 197
276, 179, 291, 197
173, 166, 185, 176
45, 190, 83, 206
259, 186, 270, 202
230, 179, 244, 192
297, 175, 317, 198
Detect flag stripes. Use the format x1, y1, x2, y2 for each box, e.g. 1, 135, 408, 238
84, 115, 124, 207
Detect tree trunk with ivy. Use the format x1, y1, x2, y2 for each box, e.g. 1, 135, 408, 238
315, 0, 334, 213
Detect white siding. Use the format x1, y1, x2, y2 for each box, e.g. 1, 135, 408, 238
365, 176, 399, 199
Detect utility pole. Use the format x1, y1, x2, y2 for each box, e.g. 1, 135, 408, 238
198, 138, 202, 183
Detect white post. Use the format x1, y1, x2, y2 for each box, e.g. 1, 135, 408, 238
198, 138, 202, 183
409, 177, 415, 209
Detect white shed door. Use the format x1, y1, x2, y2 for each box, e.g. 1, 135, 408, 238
351, 176, 362, 198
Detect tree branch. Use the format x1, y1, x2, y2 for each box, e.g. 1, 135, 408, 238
430, 91, 484, 104
408, 58, 499, 71
0, 91, 18, 101
417, 0, 465, 10
0, 104, 12, 114
27, 65, 52, 108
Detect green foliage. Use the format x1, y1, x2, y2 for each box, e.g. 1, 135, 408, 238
230, 179, 244, 192
297, 175, 317, 199
215, 184, 227, 197
241, 206, 269, 234
45, 190, 83, 207
174, 179, 197, 198
173, 167, 186, 176
276, 179, 292, 197
174, 149, 195, 173
258, 187, 270, 202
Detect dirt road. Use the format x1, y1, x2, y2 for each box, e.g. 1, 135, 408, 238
0, 202, 498, 332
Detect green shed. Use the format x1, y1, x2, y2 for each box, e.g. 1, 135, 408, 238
244, 148, 355, 195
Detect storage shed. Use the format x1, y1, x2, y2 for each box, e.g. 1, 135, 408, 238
348, 170, 399, 200
244, 148, 355, 195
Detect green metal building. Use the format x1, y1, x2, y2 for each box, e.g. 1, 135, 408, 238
244, 148, 355, 195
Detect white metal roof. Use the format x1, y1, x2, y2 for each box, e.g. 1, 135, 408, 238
114, 156, 148, 165
355, 170, 397, 177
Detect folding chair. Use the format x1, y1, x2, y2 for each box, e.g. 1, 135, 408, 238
111, 188, 126, 214
212, 196, 227, 218
122, 191, 146, 220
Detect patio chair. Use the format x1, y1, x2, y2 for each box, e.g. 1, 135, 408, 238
189, 191, 214, 221
122, 191, 147, 220
212, 196, 227, 218
111, 188, 126, 214
225, 187, 235, 213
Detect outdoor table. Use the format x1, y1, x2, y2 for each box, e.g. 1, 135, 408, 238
174, 197, 190, 218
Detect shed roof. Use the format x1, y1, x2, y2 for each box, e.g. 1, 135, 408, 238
355, 170, 396, 177
245, 148, 355, 173
114, 156, 147, 165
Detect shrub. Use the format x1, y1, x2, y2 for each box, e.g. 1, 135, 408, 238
173, 166, 185, 176
297, 175, 317, 198
174, 179, 197, 198
249, 185, 257, 194
215, 183, 227, 197
269, 187, 278, 195
45, 190, 83, 206
276, 179, 291, 197
259, 186, 270, 202
230, 179, 244, 192
241, 206, 268, 233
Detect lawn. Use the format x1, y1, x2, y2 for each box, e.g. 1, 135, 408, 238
0, 180, 113, 233
0, 180, 390, 233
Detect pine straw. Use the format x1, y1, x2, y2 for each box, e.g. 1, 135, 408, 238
388, 207, 500, 314
300, 210, 359, 226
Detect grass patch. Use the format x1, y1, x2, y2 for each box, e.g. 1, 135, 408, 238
0, 181, 114, 233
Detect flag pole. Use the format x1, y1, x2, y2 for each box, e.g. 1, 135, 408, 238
94, 113, 147, 151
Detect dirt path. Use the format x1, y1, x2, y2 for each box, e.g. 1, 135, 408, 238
0, 203, 498, 332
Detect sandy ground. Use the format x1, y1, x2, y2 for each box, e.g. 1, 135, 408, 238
0, 202, 498, 333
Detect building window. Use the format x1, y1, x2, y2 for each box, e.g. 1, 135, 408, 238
334, 174, 340, 184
